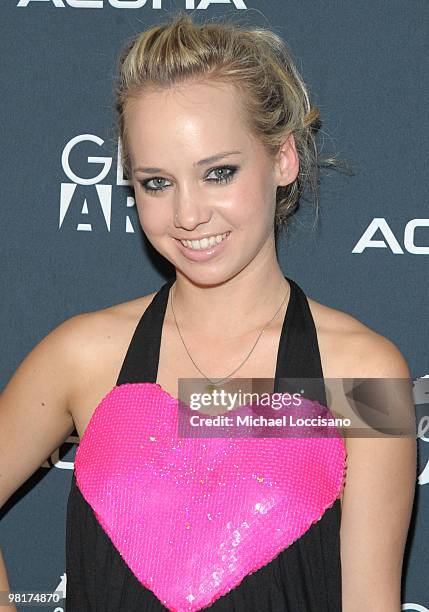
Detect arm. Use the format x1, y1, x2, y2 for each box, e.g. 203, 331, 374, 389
0, 316, 84, 601
0, 317, 82, 508
0, 548, 16, 612
340, 334, 417, 611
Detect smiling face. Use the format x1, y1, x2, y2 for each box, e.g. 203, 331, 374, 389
125, 79, 297, 286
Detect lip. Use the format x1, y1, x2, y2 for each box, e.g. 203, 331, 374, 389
174, 232, 231, 262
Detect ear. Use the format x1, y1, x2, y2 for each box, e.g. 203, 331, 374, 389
273, 132, 299, 187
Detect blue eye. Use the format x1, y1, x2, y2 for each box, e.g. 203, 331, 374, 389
141, 177, 170, 194
206, 165, 237, 184
140, 165, 238, 195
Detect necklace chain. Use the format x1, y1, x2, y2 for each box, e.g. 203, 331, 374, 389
170, 282, 290, 386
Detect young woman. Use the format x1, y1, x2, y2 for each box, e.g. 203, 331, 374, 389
0, 12, 416, 612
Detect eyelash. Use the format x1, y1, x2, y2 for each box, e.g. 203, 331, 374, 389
140, 165, 238, 195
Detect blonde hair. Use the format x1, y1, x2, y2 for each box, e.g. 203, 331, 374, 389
113, 11, 349, 235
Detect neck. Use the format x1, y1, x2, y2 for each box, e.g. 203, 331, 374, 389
169, 262, 290, 340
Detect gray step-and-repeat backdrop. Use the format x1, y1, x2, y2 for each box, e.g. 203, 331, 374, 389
1, 1, 427, 610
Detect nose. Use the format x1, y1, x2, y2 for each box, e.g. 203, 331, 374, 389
173, 186, 212, 230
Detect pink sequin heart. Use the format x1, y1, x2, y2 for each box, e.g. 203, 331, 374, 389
74, 382, 347, 612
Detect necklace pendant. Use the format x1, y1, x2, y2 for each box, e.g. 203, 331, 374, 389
204, 383, 222, 395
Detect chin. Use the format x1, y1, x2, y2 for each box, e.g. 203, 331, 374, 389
175, 262, 252, 290
169, 264, 225, 286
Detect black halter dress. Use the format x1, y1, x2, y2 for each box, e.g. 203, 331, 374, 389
65, 275, 345, 611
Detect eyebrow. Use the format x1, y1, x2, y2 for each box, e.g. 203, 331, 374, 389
133, 150, 242, 175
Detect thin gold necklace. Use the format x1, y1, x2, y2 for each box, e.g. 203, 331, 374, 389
170, 282, 290, 393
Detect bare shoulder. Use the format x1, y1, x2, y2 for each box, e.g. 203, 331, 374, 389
0, 290, 160, 507
307, 296, 415, 511
62, 291, 157, 370
306, 296, 411, 379
57, 290, 158, 435
311, 294, 418, 604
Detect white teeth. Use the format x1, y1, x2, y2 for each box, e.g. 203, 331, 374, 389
180, 232, 229, 250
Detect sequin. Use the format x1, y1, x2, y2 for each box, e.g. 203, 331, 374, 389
74, 382, 347, 612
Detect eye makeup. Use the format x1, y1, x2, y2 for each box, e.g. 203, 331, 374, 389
139, 164, 239, 195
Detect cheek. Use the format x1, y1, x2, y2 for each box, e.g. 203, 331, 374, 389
135, 194, 169, 235
227, 179, 274, 225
